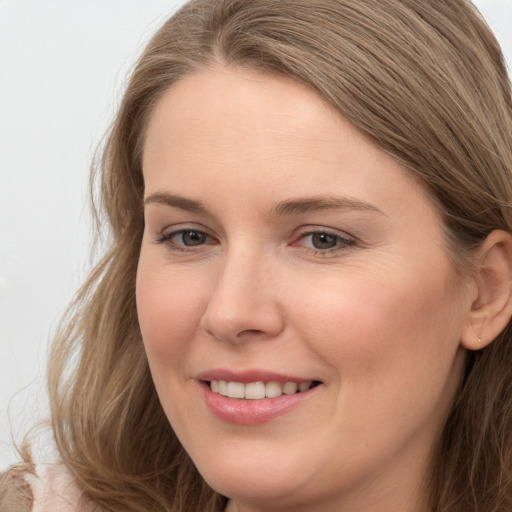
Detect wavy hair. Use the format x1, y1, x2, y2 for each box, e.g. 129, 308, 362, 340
4, 1, 511, 511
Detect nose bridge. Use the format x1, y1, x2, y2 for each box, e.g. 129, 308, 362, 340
200, 241, 284, 342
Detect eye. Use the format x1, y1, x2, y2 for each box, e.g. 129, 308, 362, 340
293, 228, 355, 254
308, 232, 340, 250
154, 228, 214, 250
176, 230, 208, 246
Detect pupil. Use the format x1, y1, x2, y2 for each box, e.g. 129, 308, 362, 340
312, 233, 337, 249
182, 231, 206, 246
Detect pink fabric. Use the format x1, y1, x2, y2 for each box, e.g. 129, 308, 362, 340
24, 462, 234, 511
24, 463, 93, 512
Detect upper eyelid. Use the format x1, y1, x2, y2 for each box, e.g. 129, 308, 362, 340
152, 223, 357, 244
294, 232, 354, 247
164, 228, 211, 237
160, 222, 213, 236
291, 227, 358, 252
294, 225, 356, 240
161, 228, 215, 241
153, 228, 217, 252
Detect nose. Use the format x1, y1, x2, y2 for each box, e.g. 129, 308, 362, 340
199, 248, 285, 344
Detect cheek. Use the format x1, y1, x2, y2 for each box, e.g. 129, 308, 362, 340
288, 264, 467, 453
291, 261, 465, 386
135, 261, 206, 365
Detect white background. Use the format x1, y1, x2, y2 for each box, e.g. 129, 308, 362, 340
1, 0, 511, 470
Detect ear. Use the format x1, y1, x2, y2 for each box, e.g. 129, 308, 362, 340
461, 230, 512, 350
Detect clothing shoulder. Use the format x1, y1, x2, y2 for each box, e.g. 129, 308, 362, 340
0, 460, 97, 512
26, 461, 97, 512
0, 463, 34, 512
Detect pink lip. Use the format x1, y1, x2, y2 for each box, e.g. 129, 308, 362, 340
196, 368, 315, 383
196, 369, 321, 425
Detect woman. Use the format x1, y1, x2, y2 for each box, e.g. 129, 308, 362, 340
2, 0, 512, 510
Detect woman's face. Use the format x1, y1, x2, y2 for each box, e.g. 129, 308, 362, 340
137, 67, 472, 511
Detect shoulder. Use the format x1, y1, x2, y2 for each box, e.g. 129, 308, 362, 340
1, 460, 97, 512
26, 461, 97, 512
0, 463, 34, 512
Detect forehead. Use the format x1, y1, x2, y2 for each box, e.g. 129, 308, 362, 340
143, 66, 347, 159
141, 66, 431, 223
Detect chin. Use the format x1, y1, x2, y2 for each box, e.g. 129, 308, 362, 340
194, 449, 315, 505
206, 475, 308, 510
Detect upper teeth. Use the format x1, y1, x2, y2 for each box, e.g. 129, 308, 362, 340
209, 380, 314, 399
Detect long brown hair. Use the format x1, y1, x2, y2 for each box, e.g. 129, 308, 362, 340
9, 1, 512, 511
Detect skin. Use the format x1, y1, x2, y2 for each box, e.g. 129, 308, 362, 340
136, 66, 476, 512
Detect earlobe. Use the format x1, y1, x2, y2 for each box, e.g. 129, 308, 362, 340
461, 230, 512, 351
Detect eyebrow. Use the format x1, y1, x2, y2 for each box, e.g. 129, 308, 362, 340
274, 196, 384, 216
144, 192, 207, 213
144, 191, 384, 216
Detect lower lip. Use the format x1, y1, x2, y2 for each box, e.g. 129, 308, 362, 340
201, 382, 320, 425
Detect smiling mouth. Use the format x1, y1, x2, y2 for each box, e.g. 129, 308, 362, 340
208, 380, 321, 400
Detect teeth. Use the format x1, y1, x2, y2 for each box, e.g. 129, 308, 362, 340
282, 382, 298, 395
227, 381, 245, 399
218, 380, 228, 396
298, 381, 311, 392
245, 382, 266, 399
209, 380, 315, 399
265, 381, 282, 398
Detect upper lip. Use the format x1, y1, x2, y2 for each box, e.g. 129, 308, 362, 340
196, 368, 320, 383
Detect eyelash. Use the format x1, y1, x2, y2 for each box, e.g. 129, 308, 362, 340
153, 227, 356, 256
292, 229, 355, 256
154, 229, 215, 252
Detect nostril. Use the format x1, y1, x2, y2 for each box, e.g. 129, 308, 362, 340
236, 329, 264, 337
200, 294, 285, 343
